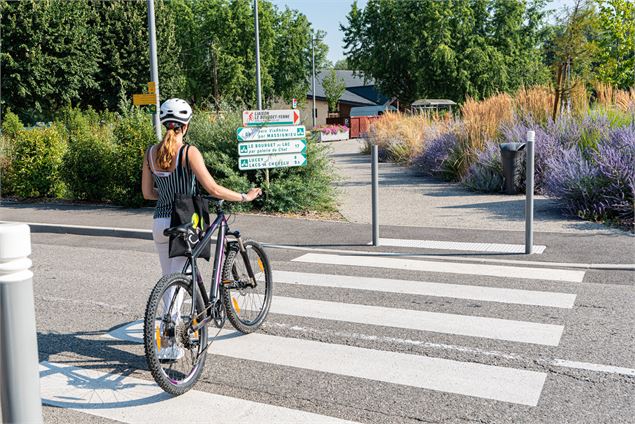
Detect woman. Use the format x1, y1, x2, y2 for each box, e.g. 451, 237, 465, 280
142, 98, 261, 275
142, 98, 260, 359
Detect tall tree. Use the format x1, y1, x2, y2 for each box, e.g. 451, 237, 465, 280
595, 0, 635, 88
1, 0, 100, 121
322, 69, 346, 112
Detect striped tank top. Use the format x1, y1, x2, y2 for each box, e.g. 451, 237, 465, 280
148, 144, 196, 219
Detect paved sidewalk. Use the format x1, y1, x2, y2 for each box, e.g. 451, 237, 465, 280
331, 139, 617, 234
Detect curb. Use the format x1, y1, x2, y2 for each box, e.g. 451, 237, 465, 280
3, 221, 153, 241
9, 220, 634, 271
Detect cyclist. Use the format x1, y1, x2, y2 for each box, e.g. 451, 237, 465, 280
141, 98, 261, 359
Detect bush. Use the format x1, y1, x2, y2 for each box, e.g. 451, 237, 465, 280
461, 142, 504, 192
543, 124, 635, 228
412, 131, 459, 178
108, 110, 156, 207
59, 107, 116, 201
4, 123, 67, 198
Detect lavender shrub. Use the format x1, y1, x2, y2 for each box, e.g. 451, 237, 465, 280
543, 124, 635, 228
461, 142, 504, 192
412, 131, 459, 178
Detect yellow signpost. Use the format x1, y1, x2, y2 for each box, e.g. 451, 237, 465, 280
132, 82, 158, 106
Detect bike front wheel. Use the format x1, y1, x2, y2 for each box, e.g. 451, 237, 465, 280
222, 240, 273, 333
144, 273, 208, 395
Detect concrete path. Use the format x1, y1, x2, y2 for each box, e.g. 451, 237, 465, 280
330, 139, 616, 234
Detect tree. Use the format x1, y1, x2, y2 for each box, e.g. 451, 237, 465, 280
322, 69, 346, 113
595, 0, 635, 89
547, 0, 599, 119
1, 0, 100, 122
341, 0, 552, 105
333, 58, 349, 70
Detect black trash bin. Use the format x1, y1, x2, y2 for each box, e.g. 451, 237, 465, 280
499, 142, 526, 194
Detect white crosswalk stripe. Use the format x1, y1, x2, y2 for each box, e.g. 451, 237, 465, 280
292, 253, 586, 282
268, 296, 564, 345
273, 270, 577, 308
40, 361, 358, 423
46, 251, 588, 420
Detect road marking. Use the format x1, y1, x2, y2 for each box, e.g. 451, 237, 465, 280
105, 320, 635, 379
270, 322, 635, 377
273, 270, 576, 308
267, 296, 563, 346
263, 243, 635, 271
102, 324, 547, 405
378, 238, 546, 254
212, 330, 546, 406
40, 361, 357, 423
550, 359, 635, 377
292, 253, 586, 282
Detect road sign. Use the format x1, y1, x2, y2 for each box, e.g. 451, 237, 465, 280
292, 98, 297, 109
133, 93, 158, 106
148, 81, 156, 94
238, 153, 307, 170
236, 126, 305, 142
242, 110, 300, 127
238, 139, 306, 157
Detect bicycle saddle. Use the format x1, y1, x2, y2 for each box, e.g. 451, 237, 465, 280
163, 223, 194, 237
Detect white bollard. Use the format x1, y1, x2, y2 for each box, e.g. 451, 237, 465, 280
0, 223, 43, 423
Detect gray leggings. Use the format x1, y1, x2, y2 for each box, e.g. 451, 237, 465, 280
152, 218, 186, 323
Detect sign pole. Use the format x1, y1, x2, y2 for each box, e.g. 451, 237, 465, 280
147, 0, 161, 142
253, 0, 269, 186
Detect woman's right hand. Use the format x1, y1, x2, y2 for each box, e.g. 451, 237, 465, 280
245, 187, 262, 201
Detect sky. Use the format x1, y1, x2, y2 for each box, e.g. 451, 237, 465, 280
268, 0, 578, 64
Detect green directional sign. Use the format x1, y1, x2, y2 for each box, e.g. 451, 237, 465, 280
236, 125, 306, 142
238, 153, 307, 170
238, 139, 306, 156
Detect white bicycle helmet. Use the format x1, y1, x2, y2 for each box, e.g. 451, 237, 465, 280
160, 98, 192, 129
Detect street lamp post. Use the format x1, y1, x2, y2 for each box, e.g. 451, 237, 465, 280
254, 0, 262, 110
147, 0, 161, 142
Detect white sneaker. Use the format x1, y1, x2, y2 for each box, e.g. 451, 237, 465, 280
157, 345, 185, 362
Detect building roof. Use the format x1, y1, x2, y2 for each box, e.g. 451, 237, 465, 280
411, 99, 457, 107
350, 105, 398, 117
308, 70, 378, 106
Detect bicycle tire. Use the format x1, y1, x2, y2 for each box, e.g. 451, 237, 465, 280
222, 240, 273, 333
144, 273, 208, 395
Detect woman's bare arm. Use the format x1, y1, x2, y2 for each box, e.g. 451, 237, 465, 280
141, 150, 159, 200
187, 146, 260, 201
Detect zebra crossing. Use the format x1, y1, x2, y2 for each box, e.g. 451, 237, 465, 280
40, 249, 586, 422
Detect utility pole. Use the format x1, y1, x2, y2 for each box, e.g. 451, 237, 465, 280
253, 0, 268, 185
147, 0, 161, 142
312, 35, 316, 128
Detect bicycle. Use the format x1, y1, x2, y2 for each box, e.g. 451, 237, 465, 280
143, 196, 273, 395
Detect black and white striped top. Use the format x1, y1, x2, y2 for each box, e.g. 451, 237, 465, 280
147, 145, 195, 219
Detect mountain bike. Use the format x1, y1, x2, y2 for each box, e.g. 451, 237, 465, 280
143, 197, 273, 395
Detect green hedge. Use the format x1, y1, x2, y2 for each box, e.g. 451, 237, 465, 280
1, 108, 337, 213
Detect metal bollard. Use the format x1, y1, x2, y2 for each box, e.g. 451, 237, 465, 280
525, 131, 535, 254
371, 145, 379, 247
0, 223, 43, 423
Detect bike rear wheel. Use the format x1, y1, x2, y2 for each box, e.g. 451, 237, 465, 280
222, 240, 273, 333
144, 273, 208, 395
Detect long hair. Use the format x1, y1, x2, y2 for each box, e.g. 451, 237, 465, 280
155, 127, 181, 170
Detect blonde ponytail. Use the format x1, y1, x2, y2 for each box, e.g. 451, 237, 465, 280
156, 128, 178, 170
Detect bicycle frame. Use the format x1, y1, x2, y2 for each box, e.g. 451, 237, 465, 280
182, 211, 228, 320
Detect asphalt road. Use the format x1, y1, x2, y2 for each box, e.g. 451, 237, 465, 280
28, 229, 634, 424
